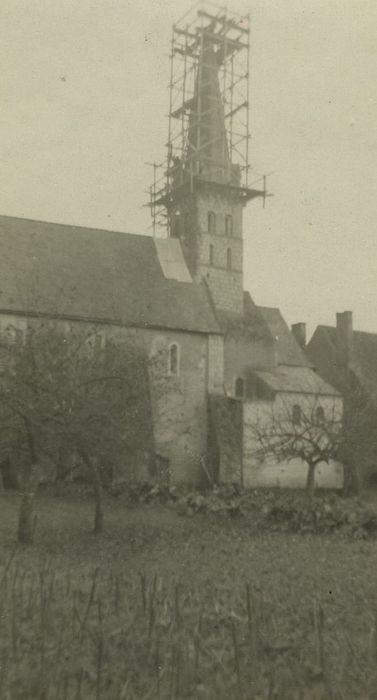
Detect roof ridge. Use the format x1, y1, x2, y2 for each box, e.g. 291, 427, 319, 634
318, 325, 377, 338
0, 216, 220, 334
256, 304, 280, 312
0, 213, 146, 238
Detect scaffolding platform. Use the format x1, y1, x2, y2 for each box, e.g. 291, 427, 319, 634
147, 2, 266, 236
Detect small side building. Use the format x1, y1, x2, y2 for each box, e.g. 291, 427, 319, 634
208, 303, 343, 489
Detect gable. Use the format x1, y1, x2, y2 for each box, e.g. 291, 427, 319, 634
306, 326, 338, 387
308, 324, 377, 398
257, 306, 313, 368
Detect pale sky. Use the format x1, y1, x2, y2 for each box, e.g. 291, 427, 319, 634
1, 0, 377, 337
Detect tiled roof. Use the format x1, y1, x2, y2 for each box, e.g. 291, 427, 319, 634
215, 294, 314, 372
215, 292, 274, 342
308, 325, 377, 396
215, 294, 313, 370
257, 306, 313, 368
254, 365, 340, 397
0, 215, 220, 334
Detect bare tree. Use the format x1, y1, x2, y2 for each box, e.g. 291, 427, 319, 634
248, 396, 342, 493
0, 320, 149, 541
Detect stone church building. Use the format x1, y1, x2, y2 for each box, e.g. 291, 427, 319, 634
0, 11, 342, 489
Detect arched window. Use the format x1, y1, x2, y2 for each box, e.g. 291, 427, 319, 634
292, 404, 301, 425
235, 377, 245, 399
208, 211, 216, 234
168, 343, 179, 376
315, 405, 325, 424
225, 214, 233, 237
209, 244, 214, 265
226, 247, 232, 270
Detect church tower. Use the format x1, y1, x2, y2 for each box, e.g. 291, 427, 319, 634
150, 5, 264, 317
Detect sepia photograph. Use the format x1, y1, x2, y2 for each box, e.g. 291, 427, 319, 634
0, 1, 377, 698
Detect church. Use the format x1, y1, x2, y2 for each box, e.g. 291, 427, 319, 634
0, 6, 342, 489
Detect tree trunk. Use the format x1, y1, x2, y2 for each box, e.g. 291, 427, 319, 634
306, 462, 316, 494
18, 462, 41, 544
80, 452, 104, 535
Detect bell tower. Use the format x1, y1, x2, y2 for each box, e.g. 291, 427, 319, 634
149, 4, 265, 317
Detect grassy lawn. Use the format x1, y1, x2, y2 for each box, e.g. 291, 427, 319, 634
1, 491, 377, 699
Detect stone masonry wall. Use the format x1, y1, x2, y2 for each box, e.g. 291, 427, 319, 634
0, 313, 212, 486
172, 184, 245, 314
196, 191, 244, 314
93, 322, 210, 484
207, 333, 225, 394
146, 328, 209, 484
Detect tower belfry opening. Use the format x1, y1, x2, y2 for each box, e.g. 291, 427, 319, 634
148, 2, 266, 238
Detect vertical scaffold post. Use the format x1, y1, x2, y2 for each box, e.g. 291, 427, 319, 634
245, 13, 251, 187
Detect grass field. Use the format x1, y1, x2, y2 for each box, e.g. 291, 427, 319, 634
1, 491, 377, 699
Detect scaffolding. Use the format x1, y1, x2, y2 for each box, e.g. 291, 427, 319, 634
148, 1, 265, 236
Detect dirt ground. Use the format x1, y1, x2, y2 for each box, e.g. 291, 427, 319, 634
1, 490, 377, 699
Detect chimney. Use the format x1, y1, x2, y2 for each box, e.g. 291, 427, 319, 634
291, 322, 306, 349
336, 311, 353, 368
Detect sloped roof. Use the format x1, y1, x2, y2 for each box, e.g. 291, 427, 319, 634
257, 306, 313, 368
0, 215, 220, 334
186, 35, 230, 183
215, 294, 314, 372
309, 325, 377, 396
215, 292, 274, 343
254, 365, 340, 397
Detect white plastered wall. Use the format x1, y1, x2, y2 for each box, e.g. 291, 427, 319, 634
243, 392, 344, 489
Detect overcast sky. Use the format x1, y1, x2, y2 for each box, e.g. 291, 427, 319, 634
1, 0, 377, 336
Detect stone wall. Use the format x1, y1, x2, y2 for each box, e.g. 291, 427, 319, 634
146, 328, 209, 484
0, 314, 28, 335
207, 333, 225, 394
173, 186, 245, 315
0, 313, 213, 486
208, 396, 243, 484
196, 190, 244, 314
72, 321, 211, 485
